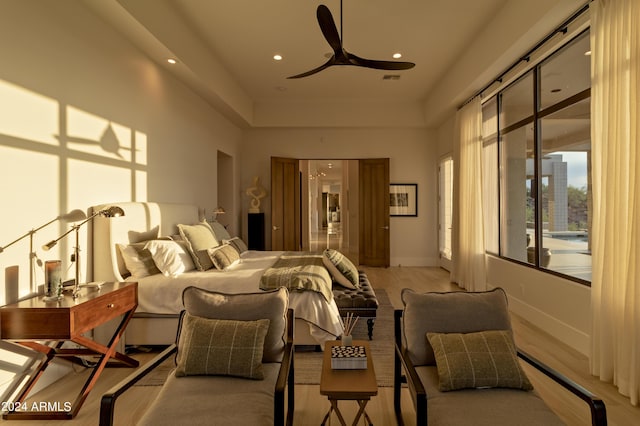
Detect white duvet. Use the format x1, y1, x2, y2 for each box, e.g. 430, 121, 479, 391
125, 250, 344, 342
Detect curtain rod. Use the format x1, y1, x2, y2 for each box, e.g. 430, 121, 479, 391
458, 2, 590, 110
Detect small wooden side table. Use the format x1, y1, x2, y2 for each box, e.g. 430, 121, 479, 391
0, 282, 139, 420
320, 340, 378, 426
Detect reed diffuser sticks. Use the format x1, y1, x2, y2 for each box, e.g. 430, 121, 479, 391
343, 312, 359, 337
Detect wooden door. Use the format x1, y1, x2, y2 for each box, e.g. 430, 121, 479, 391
271, 157, 301, 250
359, 158, 390, 266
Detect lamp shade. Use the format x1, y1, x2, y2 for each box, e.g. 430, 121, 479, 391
41, 205, 125, 251
101, 206, 125, 218
0, 208, 87, 254
59, 209, 87, 222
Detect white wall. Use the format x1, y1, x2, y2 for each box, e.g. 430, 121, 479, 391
0, 0, 242, 305
487, 256, 591, 355
241, 127, 439, 267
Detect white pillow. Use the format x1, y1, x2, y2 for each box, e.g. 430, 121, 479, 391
144, 240, 195, 277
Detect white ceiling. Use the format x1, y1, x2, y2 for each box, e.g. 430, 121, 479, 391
172, 0, 506, 102
86, 0, 586, 128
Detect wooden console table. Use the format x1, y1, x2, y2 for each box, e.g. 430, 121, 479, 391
320, 340, 377, 426
0, 282, 139, 420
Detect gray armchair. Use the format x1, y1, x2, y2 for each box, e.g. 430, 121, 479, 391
100, 287, 294, 426
393, 287, 606, 425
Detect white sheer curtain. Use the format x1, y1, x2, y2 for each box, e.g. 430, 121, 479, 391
590, 0, 640, 405
451, 97, 486, 291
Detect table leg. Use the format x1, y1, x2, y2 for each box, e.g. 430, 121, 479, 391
321, 399, 348, 426
321, 405, 332, 425
8, 341, 64, 405
331, 400, 348, 426
69, 308, 137, 417
354, 399, 373, 426
322, 398, 374, 426
2, 308, 137, 420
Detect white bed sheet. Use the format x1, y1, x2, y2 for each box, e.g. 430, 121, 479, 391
126, 250, 344, 342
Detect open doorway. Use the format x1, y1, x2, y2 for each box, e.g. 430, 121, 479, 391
274, 157, 388, 266
217, 151, 234, 233
304, 159, 347, 252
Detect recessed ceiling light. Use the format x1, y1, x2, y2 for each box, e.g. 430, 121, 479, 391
392, 53, 402, 59
167, 58, 177, 64
273, 54, 283, 61
584, 50, 592, 56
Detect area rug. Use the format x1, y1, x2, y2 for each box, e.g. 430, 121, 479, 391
294, 288, 395, 387
134, 288, 395, 387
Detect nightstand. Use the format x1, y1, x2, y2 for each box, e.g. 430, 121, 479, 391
0, 282, 139, 420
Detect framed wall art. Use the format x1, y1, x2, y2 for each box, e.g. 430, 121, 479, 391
390, 183, 417, 217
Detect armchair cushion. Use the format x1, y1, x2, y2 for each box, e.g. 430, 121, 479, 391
413, 366, 564, 426
401, 288, 512, 366
175, 313, 269, 380
182, 286, 288, 363
427, 330, 533, 391
139, 363, 283, 426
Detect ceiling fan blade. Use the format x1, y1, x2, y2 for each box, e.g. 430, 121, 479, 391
287, 3, 416, 79
316, 5, 342, 53
287, 57, 335, 79
348, 52, 415, 70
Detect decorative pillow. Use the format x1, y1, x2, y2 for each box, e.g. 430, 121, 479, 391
178, 221, 220, 271
207, 244, 240, 270
144, 240, 195, 277
323, 249, 359, 289
128, 226, 160, 243
401, 288, 513, 366
427, 330, 533, 392
175, 313, 269, 380
223, 237, 248, 254
182, 287, 288, 363
117, 242, 161, 278
210, 220, 231, 241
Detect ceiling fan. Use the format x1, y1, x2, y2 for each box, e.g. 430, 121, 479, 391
287, 2, 415, 79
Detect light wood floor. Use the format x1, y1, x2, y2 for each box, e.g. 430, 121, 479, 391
5, 266, 640, 425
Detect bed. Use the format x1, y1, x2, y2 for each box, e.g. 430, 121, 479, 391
90, 202, 345, 348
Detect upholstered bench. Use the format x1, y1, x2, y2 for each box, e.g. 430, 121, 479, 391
332, 271, 379, 340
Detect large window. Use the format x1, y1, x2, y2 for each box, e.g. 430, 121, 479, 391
484, 30, 592, 284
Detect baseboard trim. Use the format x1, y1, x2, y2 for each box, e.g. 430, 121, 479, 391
507, 293, 590, 356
